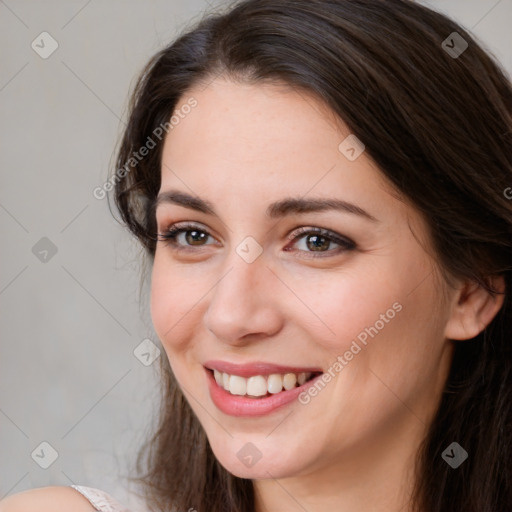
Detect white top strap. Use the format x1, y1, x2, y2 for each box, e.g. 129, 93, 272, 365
70, 485, 132, 512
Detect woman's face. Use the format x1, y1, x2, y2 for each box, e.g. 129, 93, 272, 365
150, 76, 456, 480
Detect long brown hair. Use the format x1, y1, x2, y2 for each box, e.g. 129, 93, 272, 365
110, 0, 512, 510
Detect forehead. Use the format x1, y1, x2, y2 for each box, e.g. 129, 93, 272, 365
158, 77, 404, 222
165, 77, 346, 160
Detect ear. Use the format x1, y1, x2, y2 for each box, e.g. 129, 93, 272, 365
444, 275, 506, 341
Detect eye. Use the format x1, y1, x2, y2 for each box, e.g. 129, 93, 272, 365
156, 222, 356, 258
285, 226, 356, 259
157, 222, 216, 251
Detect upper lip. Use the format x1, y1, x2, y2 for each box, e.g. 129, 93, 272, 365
204, 360, 323, 378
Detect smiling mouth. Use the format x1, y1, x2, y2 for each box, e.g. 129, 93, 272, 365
207, 368, 322, 398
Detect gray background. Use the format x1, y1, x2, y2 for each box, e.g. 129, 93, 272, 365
1, 0, 511, 509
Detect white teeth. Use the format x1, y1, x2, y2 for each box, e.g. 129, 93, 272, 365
222, 372, 230, 391
229, 375, 247, 395
283, 373, 297, 390
267, 374, 283, 394
212, 370, 316, 397
247, 375, 268, 396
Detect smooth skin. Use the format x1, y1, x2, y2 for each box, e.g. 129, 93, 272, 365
151, 77, 504, 512
0, 486, 96, 511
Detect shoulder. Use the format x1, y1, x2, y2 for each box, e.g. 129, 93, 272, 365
0, 485, 97, 512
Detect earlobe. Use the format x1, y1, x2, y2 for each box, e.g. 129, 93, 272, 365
444, 275, 506, 341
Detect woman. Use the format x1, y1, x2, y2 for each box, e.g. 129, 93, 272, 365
3, 0, 511, 510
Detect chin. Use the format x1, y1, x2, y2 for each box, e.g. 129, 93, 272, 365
207, 433, 308, 480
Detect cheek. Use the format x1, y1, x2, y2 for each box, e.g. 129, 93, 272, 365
288, 263, 407, 354
150, 258, 168, 337
294, 253, 440, 381
149, 256, 199, 354
323, 263, 446, 405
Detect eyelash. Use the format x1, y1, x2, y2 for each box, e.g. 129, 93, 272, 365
156, 222, 356, 259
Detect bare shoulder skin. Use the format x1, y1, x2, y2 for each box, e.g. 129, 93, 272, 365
0, 486, 96, 512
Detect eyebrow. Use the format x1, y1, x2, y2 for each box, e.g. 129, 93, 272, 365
153, 190, 378, 222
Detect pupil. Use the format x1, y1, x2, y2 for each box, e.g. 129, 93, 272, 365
307, 234, 328, 251
186, 230, 207, 245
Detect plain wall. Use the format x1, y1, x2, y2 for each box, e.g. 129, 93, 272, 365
1, 0, 511, 508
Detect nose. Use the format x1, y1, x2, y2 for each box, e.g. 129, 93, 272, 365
203, 251, 283, 345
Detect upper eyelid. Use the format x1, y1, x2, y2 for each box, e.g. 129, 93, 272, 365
159, 221, 217, 238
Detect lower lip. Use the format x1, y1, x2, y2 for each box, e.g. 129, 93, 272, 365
205, 368, 322, 417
